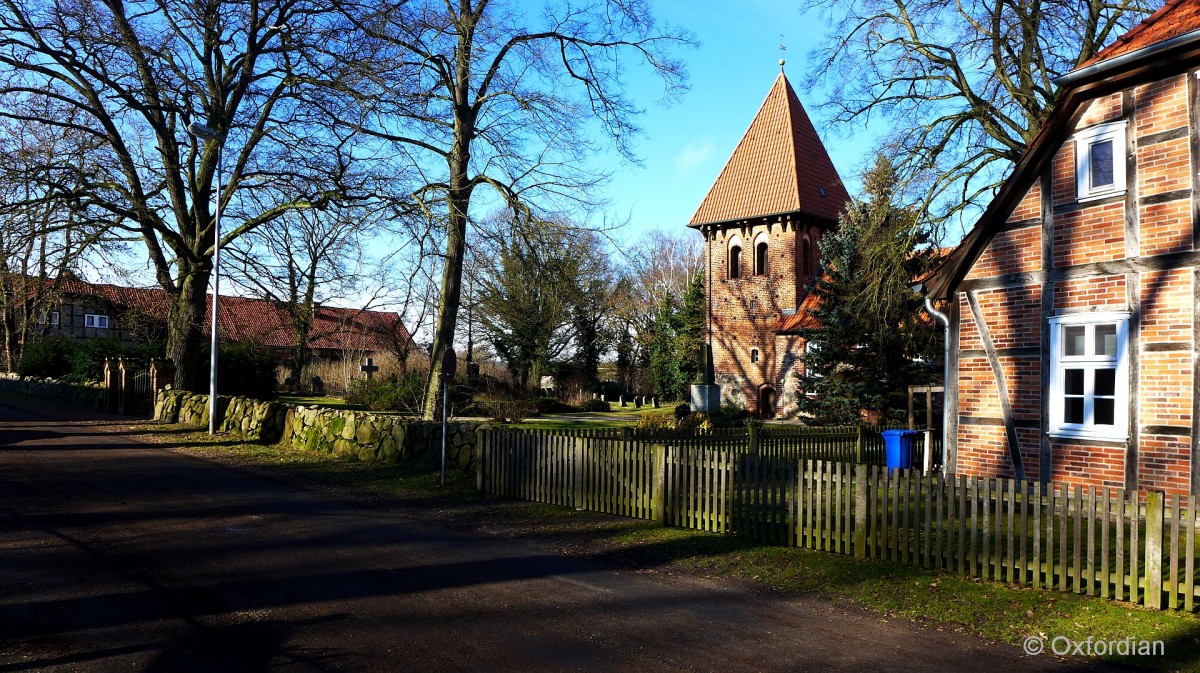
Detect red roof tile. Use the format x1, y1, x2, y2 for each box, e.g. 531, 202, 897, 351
60, 279, 411, 353
689, 73, 849, 227
772, 285, 824, 333
1077, 0, 1200, 69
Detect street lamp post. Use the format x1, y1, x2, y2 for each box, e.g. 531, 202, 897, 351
187, 121, 222, 435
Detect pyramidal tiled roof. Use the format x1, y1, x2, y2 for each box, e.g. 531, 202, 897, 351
1077, 0, 1200, 69
689, 72, 849, 227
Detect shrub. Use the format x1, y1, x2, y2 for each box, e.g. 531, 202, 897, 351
578, 398, 610, 412
199, 341, 278, 399
721, 402, 751, 425
345, 372, 427, 414
475, 391, 535, 423
677, 411, 711, 434
64, 337, 124, 382
533, 396, 576, 414
16, 337, 78, 379
673, 403, 691, 421
636, 412, 677, 433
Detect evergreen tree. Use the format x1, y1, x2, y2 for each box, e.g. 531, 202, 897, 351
796, 155, 942, 425
646, 270, 706, 401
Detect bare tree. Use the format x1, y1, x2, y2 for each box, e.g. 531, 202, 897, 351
0, 97, 120, 370
802, 0, 1154, 228
0, 0, 376, 389
327, 0, 692, 418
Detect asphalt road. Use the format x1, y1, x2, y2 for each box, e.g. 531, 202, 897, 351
0, 400, 1128, 672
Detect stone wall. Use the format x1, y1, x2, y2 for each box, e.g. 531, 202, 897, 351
0, 373, 106, 410
155, 389, 483, 471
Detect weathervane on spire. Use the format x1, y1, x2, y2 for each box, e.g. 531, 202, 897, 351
778, 35, 786, 71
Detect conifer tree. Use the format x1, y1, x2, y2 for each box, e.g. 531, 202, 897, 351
796, 155, 941, 424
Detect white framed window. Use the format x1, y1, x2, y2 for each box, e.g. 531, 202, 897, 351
50, 311, 59, 326
1048, 312, 1129, 441
84, 313, 109, 329
1074, 121, 1126, 201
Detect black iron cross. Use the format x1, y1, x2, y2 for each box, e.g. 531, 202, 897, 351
360, 357, 379, 380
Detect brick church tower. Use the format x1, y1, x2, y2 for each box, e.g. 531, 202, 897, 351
688, 72, 849, 418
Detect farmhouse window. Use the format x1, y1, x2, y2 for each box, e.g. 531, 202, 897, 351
1048, 312, 1129, 441
84, 313, 109, 329
1074, 121, 1126, 201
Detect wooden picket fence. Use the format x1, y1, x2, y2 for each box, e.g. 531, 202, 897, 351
478, 429, 1200, 611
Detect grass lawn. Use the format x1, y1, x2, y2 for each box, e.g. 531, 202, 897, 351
117, 416, 1200, 671
276, 395, 366, 411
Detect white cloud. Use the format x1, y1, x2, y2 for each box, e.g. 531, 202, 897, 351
674, 140, 714, 175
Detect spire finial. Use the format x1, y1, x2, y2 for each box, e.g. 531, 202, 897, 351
779, 35, 787, 72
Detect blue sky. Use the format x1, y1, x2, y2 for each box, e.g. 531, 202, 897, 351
596, 1, 878, 247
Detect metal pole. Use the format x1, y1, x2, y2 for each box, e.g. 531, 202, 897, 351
440, 377, 448, 486
208, 146, 221, 435
923, 295, 950, 473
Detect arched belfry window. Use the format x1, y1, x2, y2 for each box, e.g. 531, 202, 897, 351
801, 236, 813, 277
728, 235, 743, 279
754, 233, 769, 276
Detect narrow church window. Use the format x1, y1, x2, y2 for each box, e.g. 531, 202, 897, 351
751, 348, 760, 363
801, 237, 812, 276
755, 241, 768, 275
729, 244, 742, 279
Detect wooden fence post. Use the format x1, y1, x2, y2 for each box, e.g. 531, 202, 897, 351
1145, 490, 1164, 609
748, 424, 759, 456
476, 428, 488, 492
855, 425, 864, 464
572, 437, 584, 509
854, 464, 868, 558
651, 444, 667, 525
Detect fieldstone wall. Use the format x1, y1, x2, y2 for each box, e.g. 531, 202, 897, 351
155, 389, 482, 471
0, 373, 106, 410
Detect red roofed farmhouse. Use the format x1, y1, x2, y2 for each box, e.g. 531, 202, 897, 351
31, 277, 413, 365
927, 0, 1200, 495
689, 72, 850, 418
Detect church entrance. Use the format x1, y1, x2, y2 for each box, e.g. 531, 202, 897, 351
758, 386, 777, 419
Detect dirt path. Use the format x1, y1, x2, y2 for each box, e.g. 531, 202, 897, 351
0, 401, 1126, 672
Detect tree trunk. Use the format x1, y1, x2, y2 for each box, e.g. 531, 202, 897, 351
422, 192, 469, 419
167, 268, 211, 391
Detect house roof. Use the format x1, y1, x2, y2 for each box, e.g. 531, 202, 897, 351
925, 0, 1200, 300
773, 283, 824, 333
59, 278, 412, 354
688, 72, 850, 228
1078, 0, 1200, 69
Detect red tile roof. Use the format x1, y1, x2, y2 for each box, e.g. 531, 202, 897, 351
1077, 0, 1200, 69
60, 279, 411, 354
772, 282, 824, 333
689, 73, 850, 227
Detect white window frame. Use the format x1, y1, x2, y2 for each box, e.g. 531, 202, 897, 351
1074, 121, 1126, 202
50, 310, 59, 327
1048, 311, 1129, 441
84, 313, 109, 329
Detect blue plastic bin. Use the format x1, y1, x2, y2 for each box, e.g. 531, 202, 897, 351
882, 429, 919, 471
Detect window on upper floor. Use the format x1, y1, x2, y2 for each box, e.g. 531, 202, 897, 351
84, 313, 109, 329
801, 237, 813, 277
1074, 121, 1126, 202
1048, 312, 1129, 441
728, 238, 743, 279
750, 348, 760, 364
754, 233, 769, 276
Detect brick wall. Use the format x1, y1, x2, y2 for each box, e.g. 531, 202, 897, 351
953, 69, 1199, 496
708, 219, 826, 416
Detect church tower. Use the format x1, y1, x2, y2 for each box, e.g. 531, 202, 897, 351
688, 71, 849, 418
